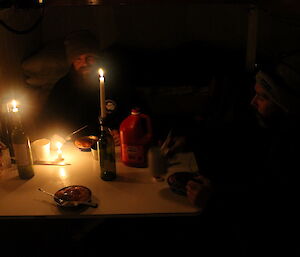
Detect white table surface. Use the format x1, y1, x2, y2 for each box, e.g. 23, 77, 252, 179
0, 142, 201, 219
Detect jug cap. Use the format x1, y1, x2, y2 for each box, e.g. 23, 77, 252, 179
131, 108, 141, 115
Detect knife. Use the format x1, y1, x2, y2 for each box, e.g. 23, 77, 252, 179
65, 125, 88, 141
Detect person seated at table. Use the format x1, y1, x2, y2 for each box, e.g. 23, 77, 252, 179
185, 59, 300, 255
37, 30, 135, 144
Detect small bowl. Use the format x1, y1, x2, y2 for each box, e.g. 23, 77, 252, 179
74, 136, 98, 151
167, 172, 199, 196
54, 185, 92, 208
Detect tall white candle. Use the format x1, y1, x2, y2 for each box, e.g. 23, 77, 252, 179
98, 68, 106, 119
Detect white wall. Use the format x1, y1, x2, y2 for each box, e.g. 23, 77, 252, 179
0, 8, 42, 133
1, 3, 299, 135
0, 8, 41, 94
41, 4, 248, 50
41, 4, 300, 63
258, 8, 300, 59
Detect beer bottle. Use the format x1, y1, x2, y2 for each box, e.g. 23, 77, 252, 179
97, 119, 116, 181
11, 112, 34, 179
0, 100, 14, 157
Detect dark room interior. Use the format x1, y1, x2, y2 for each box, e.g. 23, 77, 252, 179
1, 1, 300, 256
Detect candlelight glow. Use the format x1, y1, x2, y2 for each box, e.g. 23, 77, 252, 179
98, 68, 104, 78
56, 142, 64, 161
11, 100, 19, 113
59, 167, 67, 179
51, 134, 66, 151
56, 142, 62, 150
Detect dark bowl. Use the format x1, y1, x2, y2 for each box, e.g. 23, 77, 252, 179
74, 136, 98, 151
54, 185, 92, 208
167, 172, 199, 195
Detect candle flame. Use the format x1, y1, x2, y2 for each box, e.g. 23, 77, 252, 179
56, 141, 64, 161
98, 68, 104, 77
11, 100, 19, 112
56, 142, 62, 150
12, 100, 17, 108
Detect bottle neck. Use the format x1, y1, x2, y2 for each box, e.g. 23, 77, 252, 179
100, 125, 111, 135
11, 112, 23, 130
99, 117, 109, 133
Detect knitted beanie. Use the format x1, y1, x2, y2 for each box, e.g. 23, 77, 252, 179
64, 30, 100, 63
255, 57, 300, 114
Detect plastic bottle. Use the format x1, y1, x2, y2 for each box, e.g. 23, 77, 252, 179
120, 108, 152, 167
97, 119, 116, 181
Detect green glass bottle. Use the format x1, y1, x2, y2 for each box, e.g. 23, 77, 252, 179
97, 120, 116, 181
11, 113, 34, 179
0, 100, 14, 157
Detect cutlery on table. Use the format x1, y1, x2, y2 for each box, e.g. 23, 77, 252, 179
38, 188, 98, 208
65, 125, 88, 141
38, 188, 64, 204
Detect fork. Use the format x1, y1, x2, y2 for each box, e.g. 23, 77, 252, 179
38, 188, 64, 204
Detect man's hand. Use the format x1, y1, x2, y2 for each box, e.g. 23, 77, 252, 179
186, 175, 212, 208
110, 129, 120, 146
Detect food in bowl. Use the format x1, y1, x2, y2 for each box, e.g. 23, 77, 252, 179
167, 171, 200, 195
74, 136, 98, 151
54, 185, 92, 207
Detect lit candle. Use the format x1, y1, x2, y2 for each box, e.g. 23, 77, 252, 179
98, 68, 106, 119
56, 142, 64, 161
11, 100, 19, 113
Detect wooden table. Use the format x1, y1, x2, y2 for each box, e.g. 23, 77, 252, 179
0, 142, 201, 219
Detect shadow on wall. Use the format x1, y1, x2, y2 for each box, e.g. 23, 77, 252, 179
20, 39, 247, 123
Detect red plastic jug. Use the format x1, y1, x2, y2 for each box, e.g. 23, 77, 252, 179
120, 109, 153, 167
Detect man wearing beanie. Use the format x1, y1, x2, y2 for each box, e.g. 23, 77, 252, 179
38, 30, 130, 141
64, 30, 100, 66
183, 59, 300, 256
252, 64, 300, 128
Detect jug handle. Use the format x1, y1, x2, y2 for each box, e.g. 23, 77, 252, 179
140, 113, 153, 143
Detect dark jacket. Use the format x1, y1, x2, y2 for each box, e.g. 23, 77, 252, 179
38, 68, 133, 138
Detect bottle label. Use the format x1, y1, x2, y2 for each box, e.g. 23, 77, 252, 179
99, 141, 116, 173
13, 143, 32, 166
123, 145, 145, 164
102, 159, 116, 172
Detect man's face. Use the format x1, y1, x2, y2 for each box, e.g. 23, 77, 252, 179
251, 83, 277, 118
72, 53, 98, 77
250, 83, 286, 127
